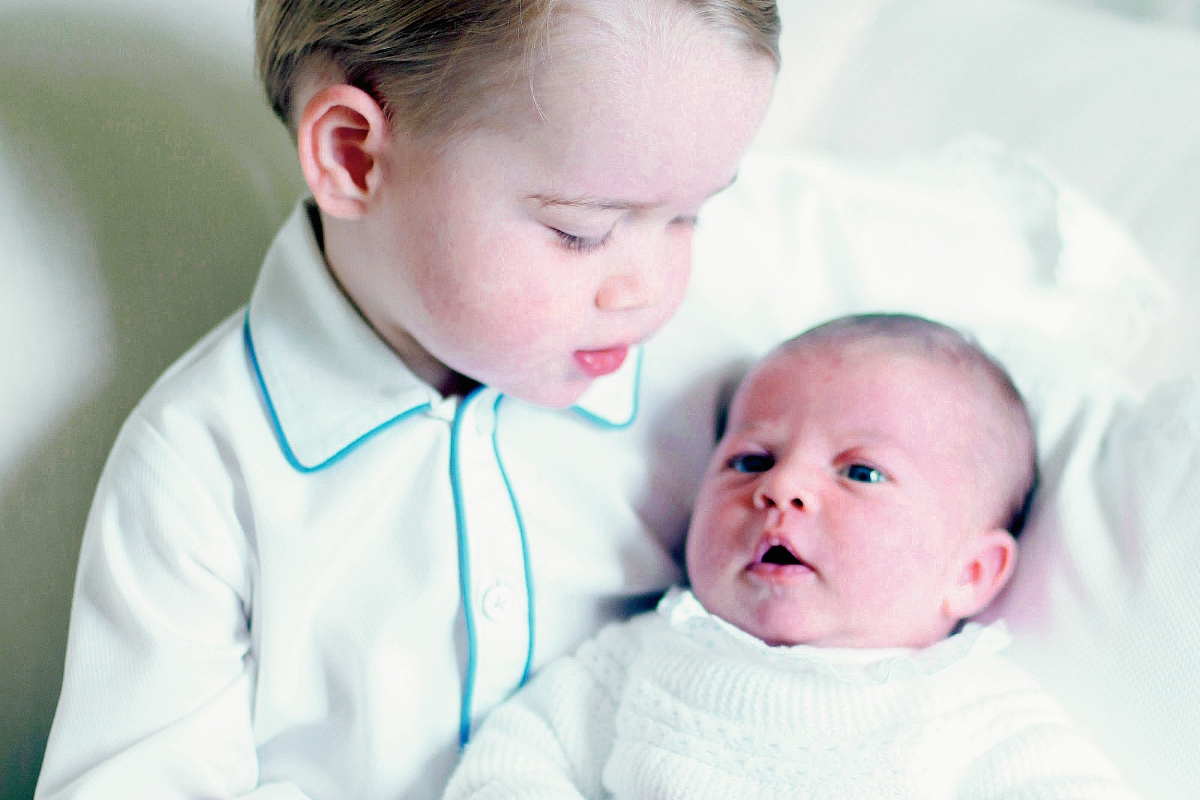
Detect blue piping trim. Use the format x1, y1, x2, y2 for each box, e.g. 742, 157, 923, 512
570, 346, 643, 430
451, 388, 484, 748
243, 314, 431, 473
490, 395, 536, 687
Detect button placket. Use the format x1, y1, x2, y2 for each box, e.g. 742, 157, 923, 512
452, 390, 532, 729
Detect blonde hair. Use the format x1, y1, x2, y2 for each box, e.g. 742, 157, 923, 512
255, 0, 780, 136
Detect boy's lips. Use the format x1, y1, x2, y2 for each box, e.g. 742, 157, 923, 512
574, 346, 628, 378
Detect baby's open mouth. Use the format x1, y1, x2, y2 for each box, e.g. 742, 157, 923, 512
760, 544, 803, 566
748, 541, 815, 583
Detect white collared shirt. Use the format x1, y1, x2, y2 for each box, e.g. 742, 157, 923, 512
37, 199, 771, 800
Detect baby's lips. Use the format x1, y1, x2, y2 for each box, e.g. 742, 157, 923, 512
748, 535, 816, 575
574, 346, 628, 378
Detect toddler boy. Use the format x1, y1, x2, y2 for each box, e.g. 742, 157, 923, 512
35, 2, 779, 797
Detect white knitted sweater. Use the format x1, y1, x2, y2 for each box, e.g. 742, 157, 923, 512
444, 589, 1138, 800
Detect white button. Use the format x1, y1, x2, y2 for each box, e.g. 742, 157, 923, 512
481, 584, 517, 622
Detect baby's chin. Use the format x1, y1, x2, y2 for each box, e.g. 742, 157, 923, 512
707, 601, 823, 648
776, 625, 959, 651
705, 599, 956, 650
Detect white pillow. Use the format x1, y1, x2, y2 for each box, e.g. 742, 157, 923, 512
762, 0, 1200, 388
695, 145, 1171, 366
976, 336, 1200, 800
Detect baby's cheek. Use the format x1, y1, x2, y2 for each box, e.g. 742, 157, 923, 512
684, 527, 730, 603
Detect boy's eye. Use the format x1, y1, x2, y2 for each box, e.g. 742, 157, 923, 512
728, 453, 774, 473
552, 228, 610, 254
841, 463, 886, 484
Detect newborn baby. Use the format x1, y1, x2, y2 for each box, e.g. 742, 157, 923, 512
444, 313, 1139, 800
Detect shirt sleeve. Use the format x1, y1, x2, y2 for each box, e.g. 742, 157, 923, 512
35, 414, 307, 800
443, 624, 637, 800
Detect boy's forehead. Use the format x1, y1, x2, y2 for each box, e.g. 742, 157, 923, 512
525, 0, 773, 110
477, 11, 775, 208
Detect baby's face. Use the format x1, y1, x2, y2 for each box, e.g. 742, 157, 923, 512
685, 342, 1000, 649
342, 8, 775, 407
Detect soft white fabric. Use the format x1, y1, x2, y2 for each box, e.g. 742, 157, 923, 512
445, 589, 1140, 800
974, 352, 1200, 800
695, 144, 1170, 372
762, 0, 1200, 390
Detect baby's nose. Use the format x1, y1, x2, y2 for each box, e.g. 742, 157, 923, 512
752, 466, 816, 514
753, 486, 805, 511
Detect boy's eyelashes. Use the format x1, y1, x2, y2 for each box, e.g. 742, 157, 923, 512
547, 212, 698, 255
551, 227, 611, 254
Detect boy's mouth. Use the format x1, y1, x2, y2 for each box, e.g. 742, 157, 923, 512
574, 347, 628, 378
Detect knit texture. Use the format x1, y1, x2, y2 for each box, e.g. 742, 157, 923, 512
444, 590, 1139, 800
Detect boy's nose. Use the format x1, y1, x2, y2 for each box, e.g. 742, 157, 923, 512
595, 247, 676, 312
594, 269, 661, 311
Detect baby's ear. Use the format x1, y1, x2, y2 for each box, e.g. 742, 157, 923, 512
941, 529, 1017, 621
297, 85, 390, 219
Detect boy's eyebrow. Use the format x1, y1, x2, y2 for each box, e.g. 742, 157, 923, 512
528, 175, 739, 212
530, 193, 653, 211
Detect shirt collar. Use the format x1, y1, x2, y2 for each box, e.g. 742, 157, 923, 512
569, 345, 641, 429
245, 200, 642, 471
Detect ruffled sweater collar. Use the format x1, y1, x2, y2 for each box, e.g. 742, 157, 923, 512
657, 587, 1011, 686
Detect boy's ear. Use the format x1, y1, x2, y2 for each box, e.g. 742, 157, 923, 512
941, 529, 1017, 621
297, 85, 390, 220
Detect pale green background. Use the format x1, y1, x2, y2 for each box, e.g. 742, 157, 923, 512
0, 6, 304, 798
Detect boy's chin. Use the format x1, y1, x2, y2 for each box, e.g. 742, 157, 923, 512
493, 373, 596, 410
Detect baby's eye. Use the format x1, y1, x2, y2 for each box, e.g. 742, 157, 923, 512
552, 228, 610, 254
841, 464, 886, 484
728, 453, 774, 473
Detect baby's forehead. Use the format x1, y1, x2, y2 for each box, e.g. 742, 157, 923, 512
741, 333, 1019, 439
780, 328, 1002, 391
763, 333, 976, 389
781, 325, 966, 366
